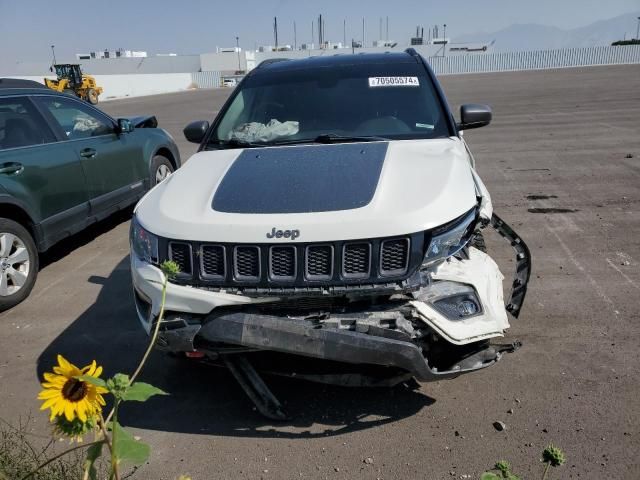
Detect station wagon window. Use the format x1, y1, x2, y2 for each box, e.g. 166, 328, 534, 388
36, 96, 114, 140
0, 97, 56, 150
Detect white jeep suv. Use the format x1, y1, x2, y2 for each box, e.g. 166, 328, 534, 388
130, 50, 530, 418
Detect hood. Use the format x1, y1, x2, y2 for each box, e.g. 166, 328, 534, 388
136, 138, 478, 243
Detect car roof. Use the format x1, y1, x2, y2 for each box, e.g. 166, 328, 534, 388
0, 78, 48, 90
0, 79, 68, 98
253, 51, 420, 74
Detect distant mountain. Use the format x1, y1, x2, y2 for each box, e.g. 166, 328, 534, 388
454, 12, 640, 51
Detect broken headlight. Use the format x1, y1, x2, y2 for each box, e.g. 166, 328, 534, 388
130, 215, 159, 264
423, 208, 477, 266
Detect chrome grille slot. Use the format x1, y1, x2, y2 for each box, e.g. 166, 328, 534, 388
269, 246, 297, 280
201, 245, 225, 279
234, 246, 261, 280
380, 238, 410, 276
342, 242, 371, 279
306, 245, 333, 280
168, 242, 192, 275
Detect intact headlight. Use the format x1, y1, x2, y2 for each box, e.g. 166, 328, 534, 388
423, 209, 477, 266
130, 216, 159, 264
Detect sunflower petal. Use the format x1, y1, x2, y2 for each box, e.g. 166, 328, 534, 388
44, 372, 66, 384
40, 397, 61, 410
38, 389, 61, 399
64, 402, 75, 422
57, 355, 73, 372
77, 404, 87, 423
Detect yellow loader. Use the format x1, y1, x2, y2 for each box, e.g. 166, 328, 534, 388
44, 64, 103, 104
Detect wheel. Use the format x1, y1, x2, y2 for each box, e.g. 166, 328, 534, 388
0, 219, 38, 311
86, 88, 99, 104
150, 155, 174, 186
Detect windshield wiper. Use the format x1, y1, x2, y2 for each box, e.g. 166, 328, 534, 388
271, 134, 389, 146
209, 138, 267, 149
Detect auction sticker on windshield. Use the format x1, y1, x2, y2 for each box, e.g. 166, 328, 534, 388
368, 76, 420, 87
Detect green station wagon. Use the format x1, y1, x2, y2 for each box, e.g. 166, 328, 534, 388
0, 79, 181, 310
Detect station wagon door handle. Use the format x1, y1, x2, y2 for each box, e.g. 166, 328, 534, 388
80, 148, 97, 158
0, 163, 23, 175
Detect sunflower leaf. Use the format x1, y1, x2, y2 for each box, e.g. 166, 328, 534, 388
85, 441, 104, 480
123, 382, 168, 402
112, 421, 150, 466
76, 374, 107, 388
480, 474, 501, 480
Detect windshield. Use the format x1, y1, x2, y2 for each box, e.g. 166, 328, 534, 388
209, 61, 452, 147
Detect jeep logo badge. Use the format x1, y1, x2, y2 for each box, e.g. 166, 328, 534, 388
266, 227, 300, 240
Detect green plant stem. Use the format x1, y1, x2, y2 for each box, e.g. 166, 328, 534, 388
18, 440, 105, 480
541, 462, 551, 480
97, 413, 114, 455
130, 277, 168, 385
109, 402, 121, 480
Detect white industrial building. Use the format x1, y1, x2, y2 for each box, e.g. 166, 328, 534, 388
76, 49, 148, 60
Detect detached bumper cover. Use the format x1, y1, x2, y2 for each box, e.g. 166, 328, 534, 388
155, 310, 518, 382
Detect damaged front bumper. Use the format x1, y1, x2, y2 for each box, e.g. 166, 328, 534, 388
131, 214, 530, 384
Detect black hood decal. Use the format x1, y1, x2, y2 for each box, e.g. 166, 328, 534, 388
212, 142, 388, 214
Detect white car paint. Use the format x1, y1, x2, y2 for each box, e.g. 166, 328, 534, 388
134, 138, 477, 243
132, 136, 511, 345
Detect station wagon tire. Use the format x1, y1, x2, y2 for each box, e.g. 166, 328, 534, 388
151, 155, 174, 186
86, 88, 99, 105
0, 219, 38, 312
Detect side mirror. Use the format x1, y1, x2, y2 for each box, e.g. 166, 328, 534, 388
183, 120, 210, 144
117, 118, 134, 134
457, 104, 492, 131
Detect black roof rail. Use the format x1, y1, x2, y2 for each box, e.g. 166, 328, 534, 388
0, 78, 47, 89
256, 58, 290, 69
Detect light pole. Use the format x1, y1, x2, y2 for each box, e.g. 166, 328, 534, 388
636, 16, 640, 40
443, 24, 447, 57
50, 45, 56, 65
235, 36, 241, 72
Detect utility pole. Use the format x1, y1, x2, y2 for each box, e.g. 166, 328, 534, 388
636, 16, 640, 40
386, 16, 389, 40
443, 24, 447, 57
235, 36, 241, 72
362, 17, 365, 47
50, 45, 56, 65
343, 19, 346, 47
274, 17, 278, 50
312, 21, 314, 49
294, 21, 297, 50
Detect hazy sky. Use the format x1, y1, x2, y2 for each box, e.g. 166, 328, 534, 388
1, 0, 638, 63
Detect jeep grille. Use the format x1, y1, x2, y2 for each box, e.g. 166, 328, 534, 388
160, 233, 420, 288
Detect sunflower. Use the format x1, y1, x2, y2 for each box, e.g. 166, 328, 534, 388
38, 355, 108, 423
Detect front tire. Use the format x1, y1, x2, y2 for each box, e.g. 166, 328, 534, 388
150, 155, 174, 186
0, 219, 38, 312
86, 88, 99, 104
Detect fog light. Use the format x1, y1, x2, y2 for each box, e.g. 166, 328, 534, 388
457, 299, 479, 316
432, 293, 482, 320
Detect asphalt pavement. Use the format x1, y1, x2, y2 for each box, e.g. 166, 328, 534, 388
1, 65, 639, 479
